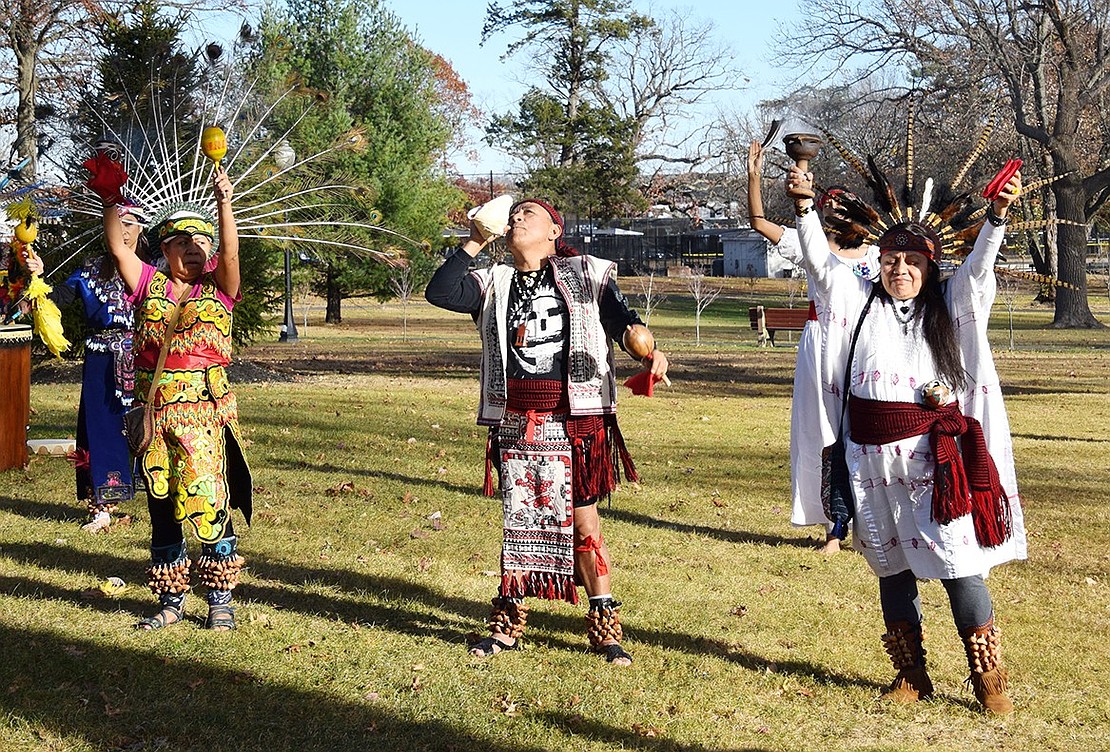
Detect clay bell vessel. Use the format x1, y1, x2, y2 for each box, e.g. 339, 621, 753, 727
783, 132, 822, 199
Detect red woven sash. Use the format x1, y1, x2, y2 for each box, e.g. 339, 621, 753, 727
849, 396, 1012, 547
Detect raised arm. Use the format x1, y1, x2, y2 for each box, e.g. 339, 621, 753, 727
103, 205, 144, 293
425, 217, 491, 314
966, 171, 1021, 279
786, 165, 839, 291
747, 142, 785, 244
85, 151, 143, 292
213, 166, 240, 299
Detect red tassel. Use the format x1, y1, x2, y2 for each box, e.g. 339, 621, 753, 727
931, 459, 971, 524
574, 535, 609, 577
609, 418, 638, 484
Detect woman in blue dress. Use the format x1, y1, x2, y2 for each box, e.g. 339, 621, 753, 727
34, 202, 146, 531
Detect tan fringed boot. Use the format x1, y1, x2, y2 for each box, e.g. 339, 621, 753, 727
880, 621, 933, 702
961, 619, 1013, 714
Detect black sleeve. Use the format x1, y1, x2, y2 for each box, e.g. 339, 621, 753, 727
424, 248, 483, 315
48, 278, 78, 308
599, 276, 644, 354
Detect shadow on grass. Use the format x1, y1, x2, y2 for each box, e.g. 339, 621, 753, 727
603, 507, 814, 550
1011, 432, 1110, 443
0, 619, 554, 752
0, 495, 85, 525
267, 460, 478, 497
537, 709, 774, 752
1, 543, 884, 697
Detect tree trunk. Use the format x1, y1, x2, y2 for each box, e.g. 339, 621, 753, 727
1050, 178, 1102, 328
1044, 58, 1102, 328
12, 32, 40, 178
325, 264, 342, 324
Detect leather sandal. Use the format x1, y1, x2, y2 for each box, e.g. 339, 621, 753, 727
205, 604, 236, 631
599, 642, 633, 665
468, 635, 518, 658
134, 603, 184, 631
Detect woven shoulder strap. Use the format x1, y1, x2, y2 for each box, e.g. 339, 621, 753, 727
143, 295, 187, 409
835, 286, 880, 440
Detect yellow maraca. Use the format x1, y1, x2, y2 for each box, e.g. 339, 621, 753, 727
201, 125, 228, 169
14, 216, 37, 245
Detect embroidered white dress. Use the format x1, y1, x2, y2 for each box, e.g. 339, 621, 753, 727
772, 227, 881, 529
796, 212, 1027, 579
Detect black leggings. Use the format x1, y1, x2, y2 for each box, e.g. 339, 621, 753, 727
148, 496, 235, 549
878, 569, 993, 632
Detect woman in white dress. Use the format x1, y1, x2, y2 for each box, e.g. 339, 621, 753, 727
788, 163, 1026, 714
747, 142, 878, 553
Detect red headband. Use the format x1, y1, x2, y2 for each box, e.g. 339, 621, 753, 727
509, 198, 579, 257
877, 223, 940, 261
510, 198, 564, 233
816, 187, 847, 211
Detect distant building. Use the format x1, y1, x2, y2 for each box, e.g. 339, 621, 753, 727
721, 228, 795, 278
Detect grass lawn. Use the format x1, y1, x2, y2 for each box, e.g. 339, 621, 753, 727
2, 278, 1109, 751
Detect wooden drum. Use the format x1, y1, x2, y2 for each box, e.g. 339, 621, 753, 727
0, 324, 32, 470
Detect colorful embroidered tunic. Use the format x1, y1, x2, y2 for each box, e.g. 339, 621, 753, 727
128, 263, 251, 543
52, 256, 136, 504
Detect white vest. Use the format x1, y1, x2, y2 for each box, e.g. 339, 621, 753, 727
471, 254, 619, 426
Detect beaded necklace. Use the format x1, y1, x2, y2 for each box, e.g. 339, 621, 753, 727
509, 266, 549, 347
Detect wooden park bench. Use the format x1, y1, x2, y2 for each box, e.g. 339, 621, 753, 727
748, 305, 810, 347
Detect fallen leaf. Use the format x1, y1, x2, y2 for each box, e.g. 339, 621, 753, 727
410, 529, 429, 539
631, 723, 662, 738
63, 645, 85, 657
410, 675, 424, 692
364, 691, 380, 702
284, 644, 302, 653
187, 678, 205, 690
730, 605, 748, 618
417, 556, 431, 571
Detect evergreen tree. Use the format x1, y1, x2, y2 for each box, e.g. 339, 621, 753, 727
251, 0, 462, 323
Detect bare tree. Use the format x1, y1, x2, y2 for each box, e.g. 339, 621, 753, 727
0, 0, 245, 177
0, 0, 95, 176
781, 0, 1109, 328
635, 271, 666, 325
997, 272, 1021, 351
598, 10, 744, 169
688, 267, 721, 345
389, 263, 417, 342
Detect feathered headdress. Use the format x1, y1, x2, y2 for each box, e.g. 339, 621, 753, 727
59, 54, 418, 275
820, 104, 1075, 286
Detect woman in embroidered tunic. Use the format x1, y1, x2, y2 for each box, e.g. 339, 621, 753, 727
426, 198, 669, 666
747, 141, 880, 553
29, 203, 146, 532
788, 165, 1026, 713
93, 156, 252, 632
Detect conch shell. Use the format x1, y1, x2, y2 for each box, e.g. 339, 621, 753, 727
467, 194, 514, 240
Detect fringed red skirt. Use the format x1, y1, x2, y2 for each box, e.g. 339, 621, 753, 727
488, 379, 637, 604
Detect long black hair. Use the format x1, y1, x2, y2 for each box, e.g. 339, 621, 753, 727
879, 261, 967, 391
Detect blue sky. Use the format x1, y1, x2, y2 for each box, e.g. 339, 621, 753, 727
387, 1, 805, 175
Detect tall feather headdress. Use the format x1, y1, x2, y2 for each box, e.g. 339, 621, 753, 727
57, 52, 418, 278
